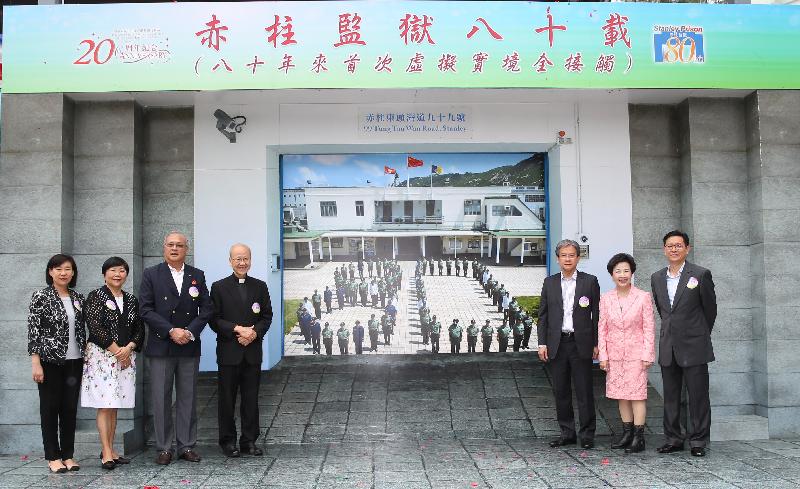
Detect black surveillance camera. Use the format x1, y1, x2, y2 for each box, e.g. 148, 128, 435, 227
580, 235, 589, 243
213, 109, 246, 143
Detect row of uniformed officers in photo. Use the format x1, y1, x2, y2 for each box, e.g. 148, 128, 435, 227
27, 233, 273, 473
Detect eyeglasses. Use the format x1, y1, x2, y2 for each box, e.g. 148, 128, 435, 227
558, 253, 577, 259
664, 244, 685, 250
165, 243, 187, 249
231, 257, 250, 264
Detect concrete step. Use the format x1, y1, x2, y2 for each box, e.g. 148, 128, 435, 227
711, 414, 769, 441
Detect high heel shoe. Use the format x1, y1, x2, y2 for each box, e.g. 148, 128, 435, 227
48, 463, 67, 474
100, 454, 117, 471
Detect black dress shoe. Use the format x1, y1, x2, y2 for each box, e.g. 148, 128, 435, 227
656, 443, 685, 454
549, 437, 577, 448
691, 447, 706, 457
155, 450, 172, 465
101, 458, 117, 471
240, 444, 264, 456
581, 440, 595, 449
113, 456, 130, 465
179, 449, 201, 462
222, 445, 240, 458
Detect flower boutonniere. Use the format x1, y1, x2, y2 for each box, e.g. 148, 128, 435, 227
188, 286, 200, 298
578, 296, 590, 308
252, 302, 261, 314
105, 299, 116, 310
687, 277, 699, 289
73, 300, 81, 311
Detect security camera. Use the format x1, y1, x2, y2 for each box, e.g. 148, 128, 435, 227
580, 235, 589, 243
213, 109, 246, 143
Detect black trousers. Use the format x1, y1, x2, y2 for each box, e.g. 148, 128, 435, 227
548, 336, 596, 441
369, 331, 379, 351
498, 337, 509, 352
371, 295, 378, 308
513, 335, 522, 352
431, 334, 440, 353
324, 338, 333, 355
218, 362, 261, 447
380, 294, 386, 308
467, 336, 477, 353
482, 337, 492, 353
314, 304, 321, 319
661, 352, 711, 448
325, 300, 332, 313
338, 339, 349, 354
312, 336, 321, 354
337, 296, 344, 310
38, 359, 82, 461
421, 327, 429, 345
355, 341, 363, 355
451, 338, 461, 354
523, 326, 532, 348
383, 331, 391, 345
429, 264, 434, 274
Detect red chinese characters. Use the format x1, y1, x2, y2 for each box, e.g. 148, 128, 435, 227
399, 14, 435, 45
246, 55, 265, 75
374, 54, 393, 73
534, 7, 566, 48
466, 18, 503, 40
195, 14, 229, 51
472, 52, 489, 73
344, 53, 361, 74
595, 54, 615, 73
533, 52, 554, 73
502, 52, 521, 73
278, 53, 295, 74
311, 53, 328, 73
406, 52, 425, 73
334, 13, 366, 47
564, 52, 583, 73
266, 15, 297, 47
602, 13, 631, 49
437, 53, 457, 73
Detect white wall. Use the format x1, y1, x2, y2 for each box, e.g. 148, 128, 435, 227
193, 89, 632, 371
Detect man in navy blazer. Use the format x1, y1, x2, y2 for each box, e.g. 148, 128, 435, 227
651, 230, 717, 457
538, 239, 601, 449
140, 232, 213, 465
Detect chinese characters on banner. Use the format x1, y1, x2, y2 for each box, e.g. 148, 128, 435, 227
186, 7, 635, 77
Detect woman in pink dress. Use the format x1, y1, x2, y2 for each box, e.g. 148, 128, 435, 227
598, 253, 655, 453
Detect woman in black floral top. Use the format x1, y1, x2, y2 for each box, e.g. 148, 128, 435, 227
27, 254, 85, 474
81, 257, 144, 470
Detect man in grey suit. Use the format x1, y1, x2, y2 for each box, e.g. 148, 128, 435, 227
538, 239, 600, 449
651, 230, 717, 457
140, 232, 213, 465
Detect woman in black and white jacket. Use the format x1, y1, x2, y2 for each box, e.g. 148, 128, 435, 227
27, 254, 86, 474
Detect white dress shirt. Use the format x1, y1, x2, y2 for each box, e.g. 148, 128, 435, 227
560, 272, 577, 333
168, 263, 194, 341
666, 262, 685, 307
168, 263, 184, 295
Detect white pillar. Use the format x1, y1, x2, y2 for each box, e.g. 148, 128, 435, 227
392, 236, 396, 259
520, 238, 525, 264
327, 237, 333, 261
480, 235, 484, 258
319, 237, 324, 260
361, 236, 365, 260
421, 236, 426, 257
454, 237, 458, 259
308, 241, 314, 265
496, 237, 501, 264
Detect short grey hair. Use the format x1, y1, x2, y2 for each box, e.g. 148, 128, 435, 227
555, 239, 580, 256
163, 231, 190, 247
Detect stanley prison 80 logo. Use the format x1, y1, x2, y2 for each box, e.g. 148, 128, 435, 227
653, 25, 705, 64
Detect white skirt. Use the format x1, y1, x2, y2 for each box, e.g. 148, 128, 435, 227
81, 342, 136, 409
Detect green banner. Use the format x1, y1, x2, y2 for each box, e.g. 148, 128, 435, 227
3, 1, 800, 93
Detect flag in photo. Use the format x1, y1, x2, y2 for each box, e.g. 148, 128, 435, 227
384, 165, 397, 174
407, 156, 424, 168
431, 165, 443, 174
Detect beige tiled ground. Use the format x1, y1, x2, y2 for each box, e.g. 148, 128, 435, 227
284, 261, 548, 356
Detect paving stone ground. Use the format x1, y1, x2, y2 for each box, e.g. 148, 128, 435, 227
6, 355, 800, 488
284, 260, 548, 356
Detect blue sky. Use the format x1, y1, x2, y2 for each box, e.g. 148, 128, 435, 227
281, 153, 535, 188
